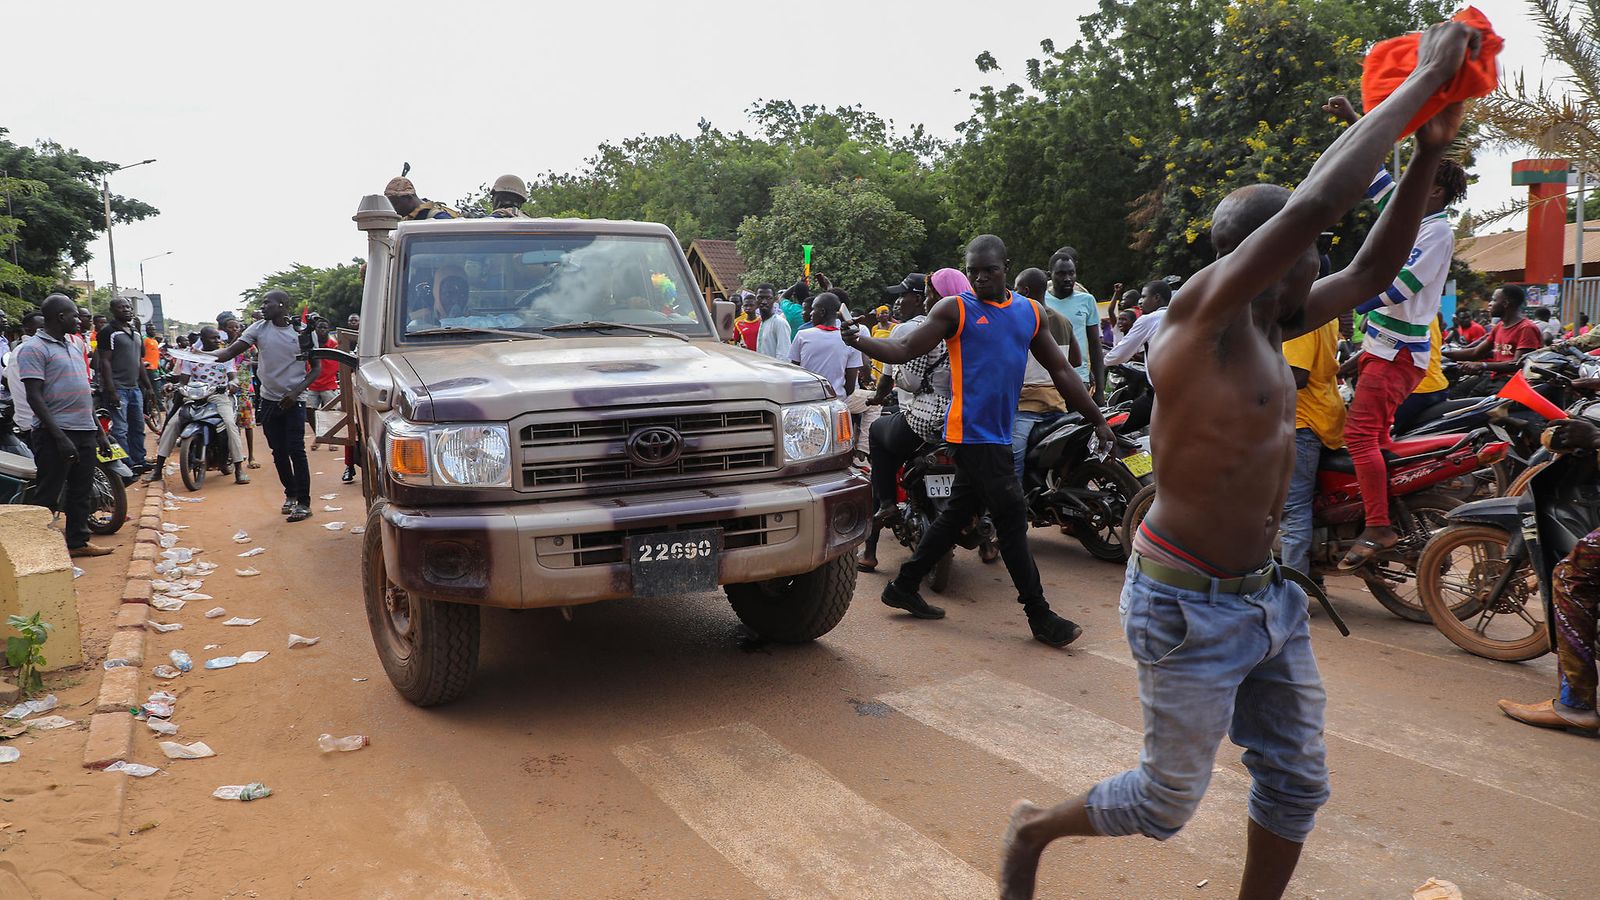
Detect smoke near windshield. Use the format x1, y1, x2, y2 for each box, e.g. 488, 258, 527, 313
399, 234, 704, 337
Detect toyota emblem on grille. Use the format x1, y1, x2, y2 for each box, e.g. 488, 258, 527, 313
626, 426, 683, 467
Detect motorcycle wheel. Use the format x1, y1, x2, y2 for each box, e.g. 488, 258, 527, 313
1065, 459, 1144, 563
929, 552, 953, 593
1357, 492, 1460, 623
1416, 524, 1549, 661
87, 463, 127, 535
179, 434, 206, 491
1503, 460, 1550, 498
1120, 483, 1158, 553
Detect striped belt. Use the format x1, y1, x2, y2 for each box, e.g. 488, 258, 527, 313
1131, 551, 1278, 595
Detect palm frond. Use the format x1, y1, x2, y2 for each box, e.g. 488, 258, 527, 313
1532, 0, 1600, 105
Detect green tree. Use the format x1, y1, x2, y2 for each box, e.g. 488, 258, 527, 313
0, 128, 158, 305
241, 259, 364, 324
0, 174, 51, 316
736, 181, 925, 300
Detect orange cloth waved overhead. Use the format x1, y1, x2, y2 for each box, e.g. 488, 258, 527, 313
1361, 6, 1503, 138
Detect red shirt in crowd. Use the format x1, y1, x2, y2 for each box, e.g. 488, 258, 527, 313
1486, 318, 1543, 363
1456, 320, 1486, 344
307, 337, 340, 391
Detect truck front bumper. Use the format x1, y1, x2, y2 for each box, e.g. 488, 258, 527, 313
379, 470, 869, 608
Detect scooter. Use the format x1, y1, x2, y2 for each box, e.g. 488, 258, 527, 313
1121, 429, 1509, 622
167, 381, 234, 491
1415, 400, 1600, 661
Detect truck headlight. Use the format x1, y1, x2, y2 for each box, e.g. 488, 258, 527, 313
386, 420, 512, 488
781, 399, 851, 463
432, 425, 512, 487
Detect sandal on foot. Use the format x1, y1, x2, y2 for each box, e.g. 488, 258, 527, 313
1337, 538, 1390, 571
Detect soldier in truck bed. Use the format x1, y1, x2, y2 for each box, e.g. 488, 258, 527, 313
384, 176, 460, 220
489, 174, 529, 218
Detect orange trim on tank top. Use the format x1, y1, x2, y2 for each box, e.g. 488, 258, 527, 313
945, 298, 967, 443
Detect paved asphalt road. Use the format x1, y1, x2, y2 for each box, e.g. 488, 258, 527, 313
35, 463, 1600, 898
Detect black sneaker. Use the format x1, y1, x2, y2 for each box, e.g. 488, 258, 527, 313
1027, 609, 1083, 648
287, 503, 312, 522
281, 498, 295, 515
881, 582, 945, 619
341, 465, 356, 484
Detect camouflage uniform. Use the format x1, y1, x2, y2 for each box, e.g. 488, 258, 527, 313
404, 200, 461, 220
489, 206, 528, 218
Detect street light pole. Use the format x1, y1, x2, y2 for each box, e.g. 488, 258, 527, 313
138, 251, 172, 293
100, 158, 156, 311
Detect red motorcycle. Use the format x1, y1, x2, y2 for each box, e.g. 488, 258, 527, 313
1122, 429, 1509, 622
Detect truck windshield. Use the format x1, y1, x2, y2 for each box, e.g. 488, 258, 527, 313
397, 233, 710, 342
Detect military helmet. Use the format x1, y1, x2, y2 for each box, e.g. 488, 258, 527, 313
491, 174, 528, 201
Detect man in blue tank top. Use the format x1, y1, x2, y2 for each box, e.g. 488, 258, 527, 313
845, 235, 1115, 647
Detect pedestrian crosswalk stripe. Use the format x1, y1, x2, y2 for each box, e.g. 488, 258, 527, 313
1085, 640, 1596, 824
616, 722, 994, 900
881, 670, 1551, 899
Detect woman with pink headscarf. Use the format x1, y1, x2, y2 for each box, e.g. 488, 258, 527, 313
858, 267, 971, 572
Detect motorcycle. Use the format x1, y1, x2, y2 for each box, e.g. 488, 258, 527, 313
1415, 400, 1600, 661
0, 404, 128, 536
884, 444, 994, 593
167, 381, 234, 491
1398, 346, 1597, 494
1120, 428, 1509, 622
1019, 413, 1152, 561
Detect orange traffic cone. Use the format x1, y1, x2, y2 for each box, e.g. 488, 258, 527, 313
1497, 371, 1567, 421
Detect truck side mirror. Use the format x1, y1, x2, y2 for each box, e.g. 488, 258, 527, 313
712, 300, 736, 342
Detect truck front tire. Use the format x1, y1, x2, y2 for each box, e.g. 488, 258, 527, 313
363, 502, 480, 706
725, 553, 856, 643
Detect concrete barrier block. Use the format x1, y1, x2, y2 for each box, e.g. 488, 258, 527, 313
105, 630, 144, 667
0, 504, 81, 669
113, 604, 149, 629
83, 713, 133, 770
121, 579, 152, 604
131, 543, 155, 562
96, 665, 139, 713
135, 528, 160, 545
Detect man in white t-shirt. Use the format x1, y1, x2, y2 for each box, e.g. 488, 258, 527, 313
788, 293, 861, 398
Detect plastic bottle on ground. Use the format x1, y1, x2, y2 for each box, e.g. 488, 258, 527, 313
169, 649, 193, 673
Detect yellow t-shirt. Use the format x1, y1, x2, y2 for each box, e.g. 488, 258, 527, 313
1413, 320, 1448, 394
1284, 319, 1345, 449
869, 322, 896, 380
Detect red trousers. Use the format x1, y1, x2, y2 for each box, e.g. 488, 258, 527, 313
1347, 351, 1426, 528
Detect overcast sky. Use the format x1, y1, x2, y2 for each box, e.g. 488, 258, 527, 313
10, 0, 1552, 324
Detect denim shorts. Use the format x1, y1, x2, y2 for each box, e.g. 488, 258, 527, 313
1086, 561, 1330, 843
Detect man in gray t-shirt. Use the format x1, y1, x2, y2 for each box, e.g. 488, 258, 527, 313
213, 290, 317, 520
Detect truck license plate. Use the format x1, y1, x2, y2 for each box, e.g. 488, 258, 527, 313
1121, 451, 1153, 478
627, 527, 722, 597
925, 474, 955, 498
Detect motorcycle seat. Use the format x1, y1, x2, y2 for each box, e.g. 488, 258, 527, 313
1318, 434, 1466, 474
1406, 396, 1486, 428
0, 450, 37, 480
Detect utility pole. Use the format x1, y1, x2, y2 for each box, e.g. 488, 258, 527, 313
100, 158, 156, 312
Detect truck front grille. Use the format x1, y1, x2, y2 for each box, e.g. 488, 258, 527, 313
518, 407, 776, 494
533, 511, 800, 568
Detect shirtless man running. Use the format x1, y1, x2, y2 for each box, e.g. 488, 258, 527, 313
997, 21, 1479, 899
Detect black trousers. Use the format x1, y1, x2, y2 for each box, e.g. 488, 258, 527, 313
892, 443, 1045, 607
866, 412, 928, 552
31, 429, 98, 549
259, 400, 310, 505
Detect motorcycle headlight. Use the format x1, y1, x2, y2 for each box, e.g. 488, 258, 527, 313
180, 383, 212, 401
431, 425, 512, 487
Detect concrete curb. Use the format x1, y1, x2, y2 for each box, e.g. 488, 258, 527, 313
83, 478, 165, 834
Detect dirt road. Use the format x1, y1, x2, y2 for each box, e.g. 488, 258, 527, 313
5, 460, 1598, 898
